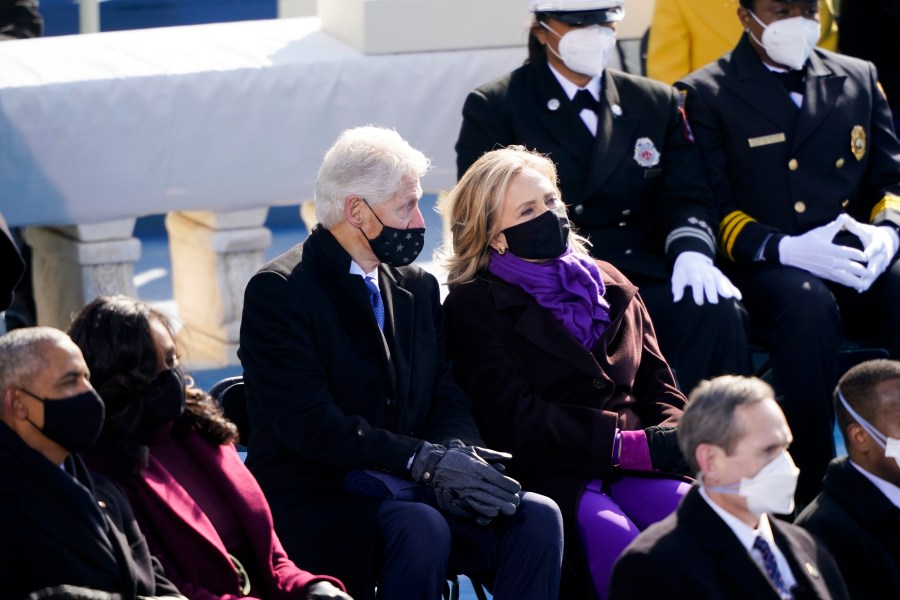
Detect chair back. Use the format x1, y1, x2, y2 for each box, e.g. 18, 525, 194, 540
208, 375, 250, 447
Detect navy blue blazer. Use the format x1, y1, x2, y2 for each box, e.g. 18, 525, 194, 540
677, 35, 900, 263
610, 486, 850, 600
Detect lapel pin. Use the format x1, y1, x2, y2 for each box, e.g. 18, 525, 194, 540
851, 125, 866, 161
633, 137, 660, 167
547, 98, 560, 111
611, 104, 623, 117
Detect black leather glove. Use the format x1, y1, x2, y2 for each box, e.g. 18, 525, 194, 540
644, 425, 692, 476
411, 442, 521, 519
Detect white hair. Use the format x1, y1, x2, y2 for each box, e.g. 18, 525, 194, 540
314, 125, 431, 229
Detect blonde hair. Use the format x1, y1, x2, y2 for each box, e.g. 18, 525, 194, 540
438, 146, 590, 288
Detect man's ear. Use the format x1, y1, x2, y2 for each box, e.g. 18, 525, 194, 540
2, 388, 26, 420
846, 422, 871, 455
695, 443, 723, 483
344, 196, 365, 228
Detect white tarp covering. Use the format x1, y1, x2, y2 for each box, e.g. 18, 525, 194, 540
0, 18, 525, 226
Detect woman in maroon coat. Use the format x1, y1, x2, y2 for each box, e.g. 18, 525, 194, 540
69, 295, 351, 600
441, 147, 692, 599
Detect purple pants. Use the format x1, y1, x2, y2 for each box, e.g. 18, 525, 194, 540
577, 475, 690, 599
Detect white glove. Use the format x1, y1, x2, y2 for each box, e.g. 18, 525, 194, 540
671, 251, 743, 305
842, 217, 900, 292
778, 214, 869, 289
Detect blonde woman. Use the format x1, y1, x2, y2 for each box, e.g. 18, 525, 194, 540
441, 146, 691, 599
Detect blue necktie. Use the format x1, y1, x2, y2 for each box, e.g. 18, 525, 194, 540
753, 536, 793, 600
364, 277, 384, 330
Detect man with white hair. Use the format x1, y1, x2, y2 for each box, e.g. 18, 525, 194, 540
0, 327, 184, 599
240, 125, 564, 600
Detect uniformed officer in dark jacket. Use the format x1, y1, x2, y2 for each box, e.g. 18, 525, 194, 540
456, 0, 751, 395
677, 0, 900, 507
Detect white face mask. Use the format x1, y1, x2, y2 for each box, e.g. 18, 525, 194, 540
748, 11, 819, 71
541, 22, 616, 79
837, 388, 900, 470
707, 450, 800, 516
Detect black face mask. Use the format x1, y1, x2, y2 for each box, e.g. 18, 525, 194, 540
501, 210, 570, 260
140, 367, 186, 426
20, 387, 105, 453
361, 199, 425, 267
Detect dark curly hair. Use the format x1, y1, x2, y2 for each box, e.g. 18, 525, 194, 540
68, 295, 238, 473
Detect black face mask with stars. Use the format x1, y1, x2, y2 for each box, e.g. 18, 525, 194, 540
361, 199, 425, 267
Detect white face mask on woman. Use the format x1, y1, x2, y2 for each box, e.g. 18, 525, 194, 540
706, 450, 800, 516
837, 388, 900, 469
541, 22, 616, 79
748, 11, 819, 71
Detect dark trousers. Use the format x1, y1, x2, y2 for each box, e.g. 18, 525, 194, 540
376, 492, 563, 600
728, 259, 900, 507
632, 277, 752, 394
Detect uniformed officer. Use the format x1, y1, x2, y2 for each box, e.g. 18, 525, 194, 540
677, 0, 900, 508
456, 0, 751, 396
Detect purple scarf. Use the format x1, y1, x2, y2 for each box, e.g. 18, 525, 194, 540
489, 246, 611, 348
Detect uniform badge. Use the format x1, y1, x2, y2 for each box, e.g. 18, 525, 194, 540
547, 98, 560, 111
611, 104, 623, 117
633, 137, 660, 167
851, 125, 866, 161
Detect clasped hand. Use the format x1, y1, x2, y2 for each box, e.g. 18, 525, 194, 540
411, 441, 521, 522
779, 214, 898, 292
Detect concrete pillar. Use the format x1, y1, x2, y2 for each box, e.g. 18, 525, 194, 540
25, 219, 140, 330
166, 209, 271, 367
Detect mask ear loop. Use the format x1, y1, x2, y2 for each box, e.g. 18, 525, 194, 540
837, 387, 889, 449
745, 11, 768, 49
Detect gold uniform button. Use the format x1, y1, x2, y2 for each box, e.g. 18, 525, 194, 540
794, 201, 807, 214
788, 159, 799, 171
841, 199, 850, 208
835, 158, 845, 169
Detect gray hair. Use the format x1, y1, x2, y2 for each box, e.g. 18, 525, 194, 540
0, 327, 72, 394
314, 125, 431, 229
679, 375, 775, 473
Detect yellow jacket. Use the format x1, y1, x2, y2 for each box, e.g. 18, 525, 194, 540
646, 0, 838, 85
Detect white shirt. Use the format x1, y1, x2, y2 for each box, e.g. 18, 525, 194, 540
699, 486, 798, 594
349, 261, 378, 283
547, 62, 602, 136
850, 459, 900, 508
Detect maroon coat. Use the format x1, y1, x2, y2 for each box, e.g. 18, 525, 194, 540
443, 260, 685, 517
444, 260, 685, 596
87, 427, 344, 600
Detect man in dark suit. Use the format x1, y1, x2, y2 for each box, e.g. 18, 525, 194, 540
239, 125, 563, 600
609, 375, 849, 600
0, 327, 184, 600
795, 359, 900, 599
677, 0, 900, 507
455, 0, 751, 395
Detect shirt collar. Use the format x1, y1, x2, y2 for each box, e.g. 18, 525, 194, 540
546, 61, 601, 101
349, 261, 378, 279
698, 485, 774, 552
850, 459, 900, 508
